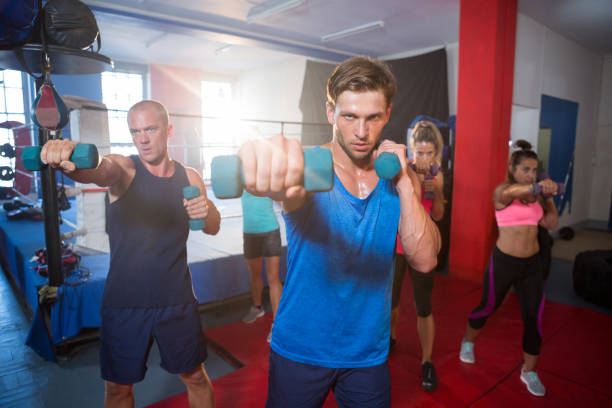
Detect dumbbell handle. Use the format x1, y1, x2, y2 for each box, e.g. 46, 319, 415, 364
409, 161, 439, 176
532, 181, 565, 197
211, 147, 333, 199
373, 155, 440, 200
183, 186, 206, 230
21, 144, 99, 172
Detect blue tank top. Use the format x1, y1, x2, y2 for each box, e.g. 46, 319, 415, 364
241, 191, 279, 234
272, 173, 400, 368
103, 156, 195, 308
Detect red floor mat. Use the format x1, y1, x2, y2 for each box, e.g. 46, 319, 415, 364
537, 308, 612, 398
205, 313, 273, 371
390, 292, 525, 408
148, 275, 612, 408
472, 365, 612, 407
146, 365, 269, 408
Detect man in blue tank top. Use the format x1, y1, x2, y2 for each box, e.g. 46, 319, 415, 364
238, 57, 441, 407
40, 100, 221, 408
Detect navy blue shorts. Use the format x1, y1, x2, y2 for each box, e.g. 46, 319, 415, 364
100, 302, 207, 384
266, 350, 390, 408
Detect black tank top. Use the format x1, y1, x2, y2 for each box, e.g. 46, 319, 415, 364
103, 155, 195, 308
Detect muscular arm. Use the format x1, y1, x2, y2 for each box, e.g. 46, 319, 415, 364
494, 179, 558, 209
539, 197, 558, 230
67, 154, 127, 187
493, 182, 532, 209
397, 168, 441, 272
184, 167, 221, 235
40, 139, 132, 200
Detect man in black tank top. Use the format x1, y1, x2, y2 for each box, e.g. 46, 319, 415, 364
41, 100, 221, 407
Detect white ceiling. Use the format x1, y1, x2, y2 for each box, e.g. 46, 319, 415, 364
83, 0, 612, 74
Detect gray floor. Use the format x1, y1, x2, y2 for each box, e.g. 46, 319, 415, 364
0, 268, 250, 408
545, 257, 611, 316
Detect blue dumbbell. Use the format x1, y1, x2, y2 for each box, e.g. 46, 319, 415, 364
183, 186, 206, 230
21, 143, 99, 171
374, 152, 402, 179
211, 147, 333, 199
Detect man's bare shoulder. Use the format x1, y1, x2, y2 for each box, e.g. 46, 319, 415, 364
106, 154, 135, 169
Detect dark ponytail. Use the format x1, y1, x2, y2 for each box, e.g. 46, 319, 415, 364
507, 140, 538, 183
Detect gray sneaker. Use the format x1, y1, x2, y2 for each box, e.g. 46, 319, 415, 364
459, 340, 475, 364
242, 306, 264, 323
520, 369, 546, 397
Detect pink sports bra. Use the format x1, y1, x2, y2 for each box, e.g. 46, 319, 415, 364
495, 199, 543, 227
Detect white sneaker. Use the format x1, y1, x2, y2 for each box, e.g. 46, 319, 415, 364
520, 369, 546, 397
267, 323, 273, 343
459, 340, 475, 364
242, 306, 264, 323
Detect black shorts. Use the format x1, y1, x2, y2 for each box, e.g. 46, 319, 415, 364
243, 229, 281, 259
392, 254, 434, 317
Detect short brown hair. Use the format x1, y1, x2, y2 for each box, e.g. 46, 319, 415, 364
326, 56, 396, 109
128, 100, 170, 127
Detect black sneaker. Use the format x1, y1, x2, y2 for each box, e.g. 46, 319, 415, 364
389, 337, 397, 351
421, 362, 437, 391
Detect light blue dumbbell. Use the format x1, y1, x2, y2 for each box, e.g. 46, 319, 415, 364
21, 143, 99, 171
183, 186, 206, 230
211, 147, 333, 199
374, 152, 401, 179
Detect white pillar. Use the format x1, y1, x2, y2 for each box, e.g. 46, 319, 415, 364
64, 96, 110, 253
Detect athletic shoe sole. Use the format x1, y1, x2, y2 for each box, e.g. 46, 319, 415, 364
520, 374, 545, 397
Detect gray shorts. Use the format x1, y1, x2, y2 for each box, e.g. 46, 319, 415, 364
243, 229, 281, 259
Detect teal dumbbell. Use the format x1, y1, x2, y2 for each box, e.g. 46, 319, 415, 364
374, 152, 401, 179
183, 186, 206, 230
21, 143, 99, 171
211, 147, 333, 199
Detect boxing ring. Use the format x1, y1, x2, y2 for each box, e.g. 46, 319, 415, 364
0, 189, 286, 362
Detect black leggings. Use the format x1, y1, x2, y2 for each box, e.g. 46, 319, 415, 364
392, 254, 434, 317
468, 247, 545, 355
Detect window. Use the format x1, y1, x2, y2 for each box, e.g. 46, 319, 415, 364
101, 71, 143, 156
0, 70, 26, 187
201, 81, 235, 179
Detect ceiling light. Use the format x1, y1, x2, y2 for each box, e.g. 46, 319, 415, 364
321, 20, 384, 42
215, 44, 234, 55
246, 0, 306, 24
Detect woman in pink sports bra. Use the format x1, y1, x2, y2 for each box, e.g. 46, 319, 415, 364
459, 140, 558, 397
391, 120, 445, 391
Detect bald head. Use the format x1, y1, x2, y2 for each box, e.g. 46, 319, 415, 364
128, 100, 169, 128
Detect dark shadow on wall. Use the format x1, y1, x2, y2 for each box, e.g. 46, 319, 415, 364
383, 48, 449, 145
299, 59, 335, 146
